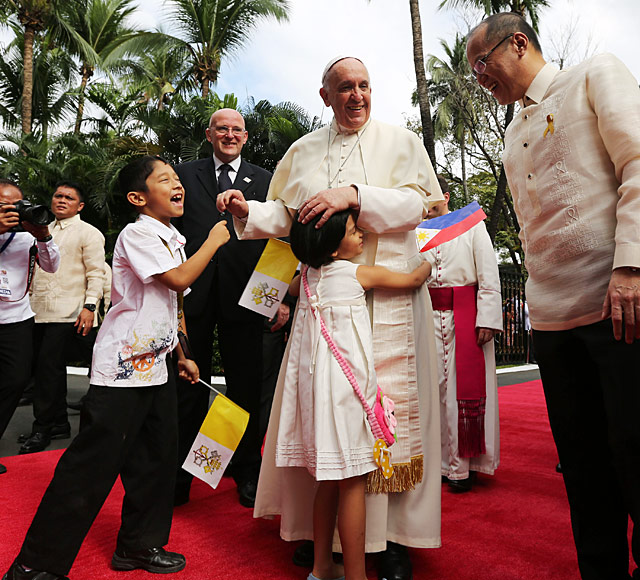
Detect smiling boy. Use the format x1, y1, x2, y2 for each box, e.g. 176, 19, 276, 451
4, 156, 229, 580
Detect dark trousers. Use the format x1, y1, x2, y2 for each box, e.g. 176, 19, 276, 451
32, 322, 75, 434
18, 363, 178, 577
533, 319, 640, 580
175, 298, 263, 498
0, 317, 34, 438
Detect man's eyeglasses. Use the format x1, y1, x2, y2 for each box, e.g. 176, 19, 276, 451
472, 33, 514, 77
214, 126, 246, 137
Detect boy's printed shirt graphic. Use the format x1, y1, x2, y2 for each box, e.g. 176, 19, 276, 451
91, 214, 187, 388
115, 323, 175, 382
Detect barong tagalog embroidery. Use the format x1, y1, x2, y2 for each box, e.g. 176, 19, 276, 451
544, 114, 554, 137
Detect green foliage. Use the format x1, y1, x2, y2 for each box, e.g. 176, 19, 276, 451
241, 97, 322, 171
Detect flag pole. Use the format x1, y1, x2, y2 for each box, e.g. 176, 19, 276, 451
198, 378, 226, 397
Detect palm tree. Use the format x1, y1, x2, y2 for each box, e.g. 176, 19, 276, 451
166, 0, 290, 98
242, 98, 320, 171
366, 0, 436, 166
438, 0, 548, 243
408, 0, 437, 166
0, 27, 76, 138
0, 0, 94, 134
427, 34, 476, 203
125, 40, 196, 112
65, 0, 151, 134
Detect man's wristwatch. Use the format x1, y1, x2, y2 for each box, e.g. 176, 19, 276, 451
83, 303, 96, 312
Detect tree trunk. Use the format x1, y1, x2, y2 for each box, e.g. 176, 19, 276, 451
460, 131, 469, 203
202, 78, 209, 99
22, 25, 35, 135
486, 102, 515, 241
409, 0, 436, 166
74, 67, 91, 135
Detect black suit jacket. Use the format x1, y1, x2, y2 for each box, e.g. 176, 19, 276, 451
173, 157, 272, 322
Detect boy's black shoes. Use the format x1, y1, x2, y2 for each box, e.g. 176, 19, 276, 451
3, 562, 69, 579
111, 547, 186, 574
0, 464, 6, 475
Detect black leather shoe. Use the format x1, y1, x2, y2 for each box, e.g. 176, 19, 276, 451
292, 540, 314, 567
556, 462, 562, 473
18, 424, 70, 444
237, 479, 257, 508
448, 477, 472, 493
377, 542, 412, 580
0, 464, 6, 475
18, 433, 51, 455
3, 562, 69, 579
111, 547, 186, 574
17, 395, 33, 407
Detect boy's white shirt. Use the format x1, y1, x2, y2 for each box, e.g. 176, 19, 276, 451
90, 214, 188, 387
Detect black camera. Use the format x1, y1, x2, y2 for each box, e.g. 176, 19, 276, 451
10, 199, 55, 232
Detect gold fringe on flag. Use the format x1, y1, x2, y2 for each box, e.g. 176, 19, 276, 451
366, 454, 423, 494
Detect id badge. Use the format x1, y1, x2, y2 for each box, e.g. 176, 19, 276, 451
0, 269, 11, 298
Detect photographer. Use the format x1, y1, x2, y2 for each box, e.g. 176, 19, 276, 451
0, 179, 60, 474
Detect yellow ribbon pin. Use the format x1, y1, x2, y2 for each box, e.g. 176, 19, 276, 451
543, 114, 554, 137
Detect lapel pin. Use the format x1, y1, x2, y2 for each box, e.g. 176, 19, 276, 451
543, 114, 554, 138
243, 177, 252, 184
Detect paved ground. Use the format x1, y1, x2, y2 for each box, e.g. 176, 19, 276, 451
0, 365, 540, 460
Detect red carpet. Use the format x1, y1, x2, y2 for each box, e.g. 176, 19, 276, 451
0, 380, 580, 579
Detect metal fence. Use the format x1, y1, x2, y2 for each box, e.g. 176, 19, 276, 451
495, 267, 531, 366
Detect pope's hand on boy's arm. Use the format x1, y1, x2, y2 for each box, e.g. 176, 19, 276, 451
216, 189, 248, 218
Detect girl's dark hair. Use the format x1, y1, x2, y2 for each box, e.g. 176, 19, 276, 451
118, 155, 169, 196
290, 209, 354, 269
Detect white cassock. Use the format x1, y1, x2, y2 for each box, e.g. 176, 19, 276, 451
424, 221, 502, 481
235, 118, 445, 551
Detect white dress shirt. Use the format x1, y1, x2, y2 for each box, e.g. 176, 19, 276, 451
90, 215, 187, 387
503, 54, 640, 331
0, 232, 60, 324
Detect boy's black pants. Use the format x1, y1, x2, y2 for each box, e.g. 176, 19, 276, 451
17, 362, 178, 577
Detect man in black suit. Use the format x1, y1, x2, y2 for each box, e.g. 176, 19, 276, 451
173, 108, 272, 508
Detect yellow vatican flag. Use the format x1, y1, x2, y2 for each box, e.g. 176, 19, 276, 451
238, 238, 299, 317
182, 380, 249, 489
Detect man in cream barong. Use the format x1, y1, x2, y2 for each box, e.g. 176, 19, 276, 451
217, 56, 443, 580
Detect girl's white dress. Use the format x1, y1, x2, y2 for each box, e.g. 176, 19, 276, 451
275, 260, 378, 480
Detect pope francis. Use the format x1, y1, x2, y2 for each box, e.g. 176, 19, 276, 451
217, 56, 444, 580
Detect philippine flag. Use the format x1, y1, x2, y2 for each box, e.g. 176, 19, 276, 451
415, 201, 487, 253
